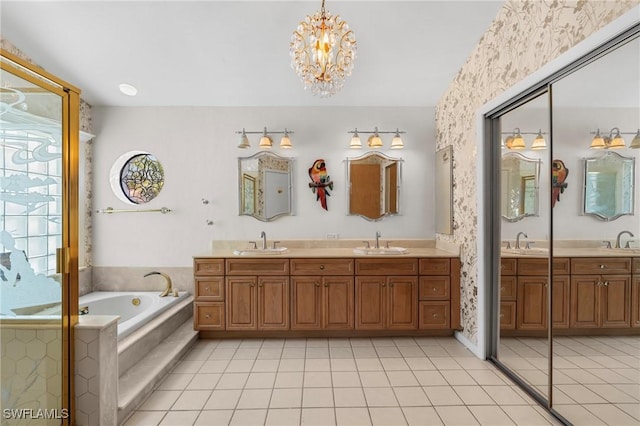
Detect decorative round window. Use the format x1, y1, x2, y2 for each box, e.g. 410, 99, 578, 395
109, 151, 164, 204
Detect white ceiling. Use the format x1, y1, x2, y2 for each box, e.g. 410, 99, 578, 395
0, 0, 504, 107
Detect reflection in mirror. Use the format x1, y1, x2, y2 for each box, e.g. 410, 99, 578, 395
550, 33, 639, 423
501, 152, 541, 221
583, 151, 635, 221
346, 152, 401, 221
238, 152, 293, 221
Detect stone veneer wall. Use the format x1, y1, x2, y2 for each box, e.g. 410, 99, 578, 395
435, 0, 637, 344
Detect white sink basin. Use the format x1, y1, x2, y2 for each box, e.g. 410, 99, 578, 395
233, 247, 288, 256
353, 247, 408, 255
502, 248, 549, 256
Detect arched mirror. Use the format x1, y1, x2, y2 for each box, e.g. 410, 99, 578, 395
501, 152, 541, 221
346, 152, 401, 221
583, 151, 635, 221
238, 152, 293, 221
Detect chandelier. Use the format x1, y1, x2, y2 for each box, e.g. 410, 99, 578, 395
290, 0, 357, 98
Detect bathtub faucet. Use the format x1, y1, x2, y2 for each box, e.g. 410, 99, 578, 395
144, 271, 174, 297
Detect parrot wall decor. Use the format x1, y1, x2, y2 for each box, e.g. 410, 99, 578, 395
308, 159, 333, 210
552, 159, 568, 208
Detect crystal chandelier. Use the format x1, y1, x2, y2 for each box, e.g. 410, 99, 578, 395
290, 0, 357, 98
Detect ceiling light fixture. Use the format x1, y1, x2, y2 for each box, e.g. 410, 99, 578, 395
290, 0, 357, 98
236, 127, 295, 149
347, 127, 406, 149
501, 128, 547, 150
589, 127, 637, 150
118, 83, 138, 96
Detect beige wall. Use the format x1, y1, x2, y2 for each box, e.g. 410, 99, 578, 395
435, 0, 638, 344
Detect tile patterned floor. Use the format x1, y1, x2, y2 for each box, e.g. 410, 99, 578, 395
499, 335, 640, 425
124, 337, 563, 426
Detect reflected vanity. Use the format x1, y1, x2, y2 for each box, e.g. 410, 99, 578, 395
583, 151, 635, 221
346, 152, 401, 221
501, 152, 541, 221
238, 152, 293, 221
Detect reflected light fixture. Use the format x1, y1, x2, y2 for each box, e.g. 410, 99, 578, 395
236, 127, 294, 149
290, 0, 357, 97
501, 128, 547, 150
589, 127, 637, 150
349, 129, 362, 149
630, 129, 640, 149
530, 129, 547, 150
347, 127, 406, 149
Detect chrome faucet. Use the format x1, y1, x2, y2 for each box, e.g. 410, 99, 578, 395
144, 271, 174, 297
615, 230, 634, 249
375, 231, 381, 249
260, 231, 267, 249
515, 232, 528, 249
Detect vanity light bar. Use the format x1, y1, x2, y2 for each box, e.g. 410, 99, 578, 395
589, 128, 640, 150
236, 127, 294, 149
347, 127, 406, 149
501, 128, 547, 150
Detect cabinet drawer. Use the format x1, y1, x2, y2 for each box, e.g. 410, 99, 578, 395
517, 258, 570, 275
500, 302, 516, 330
419, 258, 450, 275
194, 302, 225, 330
195, 277, 224, 300
290, 258, 354, 275
418, 301, 450, 329
194, 258, 225, 276
226, 258, 289, 275
500, 276, 517, 301
355, 258, 418, 275
501, 258, 517, 275
571, 257, 632, 274
419, 276, 450, 300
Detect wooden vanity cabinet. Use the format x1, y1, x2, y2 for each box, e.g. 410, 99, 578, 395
632, 258, 640, 328
193, 259, 225, 330
225, 259, 289, 331
418, 258, 457, 329
570, 258, 631, 329
499, 259, 517, 330
355, 259, 418, 330
290, 259, 354, 330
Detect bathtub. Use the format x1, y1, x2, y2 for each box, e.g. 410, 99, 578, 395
79, 291, 189, 340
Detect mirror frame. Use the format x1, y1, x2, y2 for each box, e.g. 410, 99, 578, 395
435, 146, 454, 234
582, 150, 635, 221
501, 151, 541, 222
237, 151, 293, 222
345, 151, 402, 221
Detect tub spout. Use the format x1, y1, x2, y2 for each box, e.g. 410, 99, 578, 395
144, 271, 173, 297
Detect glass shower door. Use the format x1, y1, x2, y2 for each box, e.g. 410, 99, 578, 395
1, 51, 78, 425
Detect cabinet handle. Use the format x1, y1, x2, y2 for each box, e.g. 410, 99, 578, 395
258, 283, 263, 287
433, 287, 438, 292
205, 314, 211, 319
599, 264, 606, 269
603, 281, 609, 287
596, 281, 602, 286
432, 313, 438, 318
319, 265, 325, 270
251, 283, 255, 287
324, 283, 328, 287
390, 282, 394, 287
205, 286, 210, 292
315, 282, 320, 287
381, 283, 386, 287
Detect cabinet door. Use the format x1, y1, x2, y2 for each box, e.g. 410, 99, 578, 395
258, 276, 289, 330
517, 276, 547, 330
600, 275, 630, 328
323, 276, 354, 329
355, 276, 386, 329
499, 301, 516, 330
570, 276, 599, 328
226, 277, 257, 330
551, 276, 570, 329
291, 277, 322, 329
632, 275, 640, 328
387, 276, 418, 329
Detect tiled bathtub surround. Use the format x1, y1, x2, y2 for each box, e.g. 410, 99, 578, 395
92, 267, 194, 295
434, 0, 637, 344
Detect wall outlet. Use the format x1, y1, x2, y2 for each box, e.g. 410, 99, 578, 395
326, 233, 339, 240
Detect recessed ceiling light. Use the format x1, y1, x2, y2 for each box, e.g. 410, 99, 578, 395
119, 83, 138, 96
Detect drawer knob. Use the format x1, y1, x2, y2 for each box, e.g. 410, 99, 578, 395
603, 281, 609, 287
319, 265, 325, 270
433, 287, 438, 292
315, 282, 320, 287
432, 313, 438, 318
205, 286, 210, 292
205, 314, 211, 319
499, 313, 504, 318
500, 286, 504, 291
599, 264, 606, 269
381, 283, 386, 287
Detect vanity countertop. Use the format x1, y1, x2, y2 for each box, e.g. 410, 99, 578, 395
197, 247, 459, 259
501, 247, 640, 258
